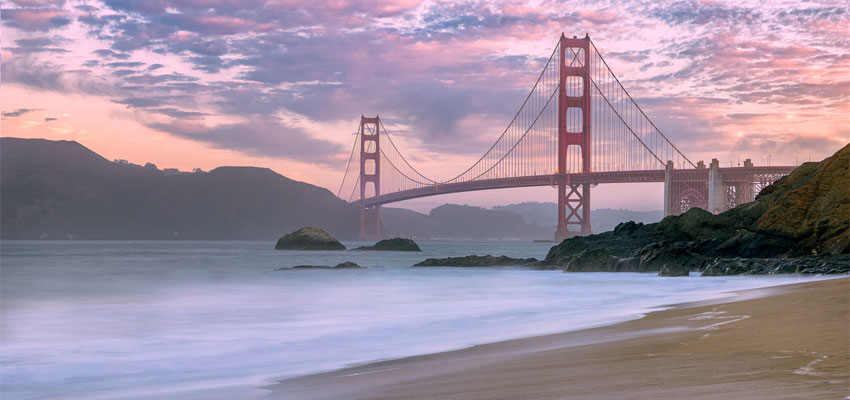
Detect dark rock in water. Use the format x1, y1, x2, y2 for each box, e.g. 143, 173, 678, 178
277, 261, 362, 270
413, 255, 544, 268
275, 227, 345, 250
354, 238, 421, 251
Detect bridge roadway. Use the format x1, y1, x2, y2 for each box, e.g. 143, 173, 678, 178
363, 166, 796, 207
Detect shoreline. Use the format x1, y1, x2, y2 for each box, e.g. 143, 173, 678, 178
265, 277, 849, 400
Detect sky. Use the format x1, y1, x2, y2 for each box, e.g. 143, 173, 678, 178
2, 0, 848, 212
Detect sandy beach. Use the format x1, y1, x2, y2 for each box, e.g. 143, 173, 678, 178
268, 277, 849, 400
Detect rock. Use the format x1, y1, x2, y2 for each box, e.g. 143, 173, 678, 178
730, 143, 849, 255
639, 245, 705, 275
563, 249, 620, 272
330, 261, 361, 268
413, 255, 541, 268
354, 238, 421, 251
799, 255, 850, 274
544, 144, 850, 276
658, 263, 690, 277
701, 258, 750, 276
655, 208, 736, 241
277, 261, 362, 270
713, 230, 802, 258
275, 227, 345, 250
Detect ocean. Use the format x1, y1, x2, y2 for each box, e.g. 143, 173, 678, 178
0, 240, 830, 400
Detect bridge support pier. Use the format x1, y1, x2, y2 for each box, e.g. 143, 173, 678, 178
554, 33, 592, 241
663, 160, 674, 216
707, 158, 726, 214
359, 115, 382, 240
556, 180, 590, 241
360, 206, 381, 241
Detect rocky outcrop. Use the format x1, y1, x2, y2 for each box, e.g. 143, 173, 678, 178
700, 255, 848, 276
413, 255, 546, 268
354, 238, 421, 251
275, 227, 346, 250
276, 261, 362, 270
544, 144, 850, 276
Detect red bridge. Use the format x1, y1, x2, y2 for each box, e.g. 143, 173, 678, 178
338, 34, 795, 240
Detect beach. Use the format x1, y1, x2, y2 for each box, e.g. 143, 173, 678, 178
269, 277, 849, 400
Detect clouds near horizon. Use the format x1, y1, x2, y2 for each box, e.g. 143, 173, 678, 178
2, 0, 848, 182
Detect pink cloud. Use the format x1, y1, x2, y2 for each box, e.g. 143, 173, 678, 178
2, 8, 71, 31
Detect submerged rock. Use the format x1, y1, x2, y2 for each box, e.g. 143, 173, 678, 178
354, 238, 421, 251
276, 261, 362, 270
275, 227, 345, 250
413, 255, 544, 268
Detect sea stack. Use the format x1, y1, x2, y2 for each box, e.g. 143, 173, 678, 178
354, 238, 422, 251
275, 227, 346, 250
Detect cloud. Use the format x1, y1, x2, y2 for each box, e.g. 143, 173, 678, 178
93, 49, 131, 59
2, 108, 43, 117
148, 108, 209, 119
2, 0, 846, 171
145, 119, 344, 164
8, 37, 70, 54
105, 61, 146, 68
2, 8, 72, 31
44, 117, 58, 121
1, 58, 107, 94
12, 0, 65, 7
113, 97, 166, 108
652, 1, 761, 26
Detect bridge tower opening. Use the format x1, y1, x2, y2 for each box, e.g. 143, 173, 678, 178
555, 33, 592, 241
359, 115, 382, 240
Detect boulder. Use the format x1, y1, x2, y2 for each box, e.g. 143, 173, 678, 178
354, 238, 421, 251
563, 249, 620, 272
275, 227, 345, 250
713, 230, 802, 258
655, 208, 736, 241
413, 255, 541, 268
639, 245, 707, 273
277, 261, 362, 270
701, 258, 751, 276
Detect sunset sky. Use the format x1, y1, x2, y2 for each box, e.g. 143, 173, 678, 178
2, 0, 848, 211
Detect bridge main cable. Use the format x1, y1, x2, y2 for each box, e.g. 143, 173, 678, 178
588, 39, 696, 169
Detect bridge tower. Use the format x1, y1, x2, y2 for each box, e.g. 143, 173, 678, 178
555, 33, 592, 241
359, 115, 382, 240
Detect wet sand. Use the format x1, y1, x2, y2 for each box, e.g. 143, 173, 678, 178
267, 277, 849, 400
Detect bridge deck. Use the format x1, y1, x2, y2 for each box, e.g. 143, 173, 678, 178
361, 166, 795, 207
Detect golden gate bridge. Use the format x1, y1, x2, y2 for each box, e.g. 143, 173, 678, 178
338, 34, 794, 240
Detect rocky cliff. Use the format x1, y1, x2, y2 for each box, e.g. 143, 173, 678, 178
544, 143, 849, 275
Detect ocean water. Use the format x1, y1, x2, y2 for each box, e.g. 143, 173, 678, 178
0, 240, 831, 400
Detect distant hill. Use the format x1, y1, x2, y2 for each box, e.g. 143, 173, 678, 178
382, 204, 549, 240
1, 138, 670, 241
0, 138, 359, 240
493, 202, 663, 233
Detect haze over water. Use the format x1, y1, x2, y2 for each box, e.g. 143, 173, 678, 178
0, 240, 831, 400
